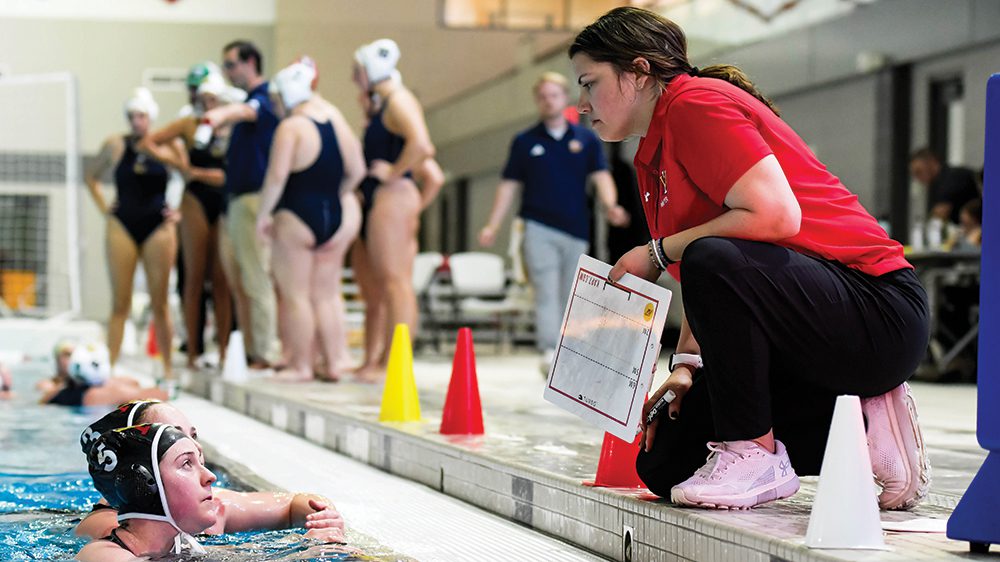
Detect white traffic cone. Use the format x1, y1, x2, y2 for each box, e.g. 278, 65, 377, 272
121, 319, 139, 356
805, 395, 887, 549
222, 330, 248, 383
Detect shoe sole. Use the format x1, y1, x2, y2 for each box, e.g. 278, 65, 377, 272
670, 476, 800, 510
871, 384, 931, 510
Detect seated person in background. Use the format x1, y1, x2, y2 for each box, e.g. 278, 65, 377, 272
955, 198, 983, 251
38, 342, 167, 407
76, 400, 344, 541
909, 147, 980, 224
35, 339, 74, 395
75, 423, 221, 561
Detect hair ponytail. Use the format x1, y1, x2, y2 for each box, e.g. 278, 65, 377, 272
697, 64, 779, 116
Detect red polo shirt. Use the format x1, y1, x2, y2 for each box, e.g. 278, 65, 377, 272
634, 74, 910, 280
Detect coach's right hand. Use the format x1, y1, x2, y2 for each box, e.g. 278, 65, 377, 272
640, 366, 694, 452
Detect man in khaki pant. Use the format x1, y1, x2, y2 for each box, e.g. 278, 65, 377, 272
204, 40, 278, 367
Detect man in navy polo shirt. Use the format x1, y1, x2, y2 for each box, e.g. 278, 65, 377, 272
479, 72, 629, 372
202, 39, 280, 368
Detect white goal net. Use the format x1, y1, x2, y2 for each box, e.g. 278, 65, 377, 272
0, 73, 81, 318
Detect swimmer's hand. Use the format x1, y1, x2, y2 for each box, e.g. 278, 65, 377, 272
477, 224, 498, 247
608, 244, 661, 284
303, 499, 345, 532
162, 207, 182, 225
304, 526, 346, 543
256, 215, 274, 241
640, 366, 694, 452
368, 159, 393, 183
606, 204, 630, 228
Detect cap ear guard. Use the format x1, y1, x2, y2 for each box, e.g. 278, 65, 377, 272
354, 38, 400, 88
272, 61, 317, 110
80, 400, 162, 455
67, 342, 111, 387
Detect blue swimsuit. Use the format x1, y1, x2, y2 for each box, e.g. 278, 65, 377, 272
113, 137, 169, 246
186, 134, 226, 224
274, 119, 344, 247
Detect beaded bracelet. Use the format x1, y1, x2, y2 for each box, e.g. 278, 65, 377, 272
648, 240, 666, 271
653, 238, 675, 266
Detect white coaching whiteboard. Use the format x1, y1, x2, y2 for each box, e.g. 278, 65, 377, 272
543, 255, 671, 441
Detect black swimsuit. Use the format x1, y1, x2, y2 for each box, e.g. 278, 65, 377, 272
47, 383, 89, 406
360, 97, 413, 239
113, 137, 169, 246
186, 134, 226, 225
101, 528, 136, 555
274, 119, 344, 247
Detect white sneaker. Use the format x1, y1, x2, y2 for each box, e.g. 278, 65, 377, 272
862, 382, 931, 510
671, 440, 800, 510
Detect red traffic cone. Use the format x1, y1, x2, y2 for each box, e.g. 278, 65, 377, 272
439, 327, 485, 435
146, 323, 159, 358
584, 431, 645, 488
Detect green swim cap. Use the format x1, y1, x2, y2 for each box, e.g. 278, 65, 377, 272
187, 62, 219, 88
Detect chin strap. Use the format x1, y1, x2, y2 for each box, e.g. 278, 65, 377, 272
173, 531, 206, 555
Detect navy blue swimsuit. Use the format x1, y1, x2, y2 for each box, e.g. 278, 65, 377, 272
360, 97, 411, 239
275, 119, 344, 247
47, 383, 89, 406
113, 137, 169, 246
186, 134, 226, 224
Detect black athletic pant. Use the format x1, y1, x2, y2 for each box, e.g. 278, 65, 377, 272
636, 237, 929, 497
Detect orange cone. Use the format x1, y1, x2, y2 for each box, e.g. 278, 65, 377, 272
584, 431, 645, 488
440, 327, 484, 435
145, 323, 159, 358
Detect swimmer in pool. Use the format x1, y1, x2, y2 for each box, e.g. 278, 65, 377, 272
38, 342, 167, 407
75, 423, 219, 561
76, 400, 344, 542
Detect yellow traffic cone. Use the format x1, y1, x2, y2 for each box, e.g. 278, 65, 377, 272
379, 324, 422, 422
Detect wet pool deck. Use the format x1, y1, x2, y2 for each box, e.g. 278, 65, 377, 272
146, 346, 990, 562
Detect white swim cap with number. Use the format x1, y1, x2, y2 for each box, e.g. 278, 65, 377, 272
124, 87, 159, 121
271, 59, 317, 110
354, 39, 400, 87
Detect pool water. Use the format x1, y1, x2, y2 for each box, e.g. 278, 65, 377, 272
0, 361, 383, 561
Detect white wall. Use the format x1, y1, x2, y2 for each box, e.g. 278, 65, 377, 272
776, 75, 881, 215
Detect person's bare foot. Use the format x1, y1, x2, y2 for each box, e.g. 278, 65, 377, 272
316, 370, 341, 383
249, 358, 272, 370
353, 364, 384, 384
272, 367, 313, 382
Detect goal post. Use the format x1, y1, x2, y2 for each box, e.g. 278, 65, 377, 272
0, 72, 82, 318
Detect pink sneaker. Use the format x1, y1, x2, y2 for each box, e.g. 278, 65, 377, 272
670, 440, 800, 510
862, 382, 931, 510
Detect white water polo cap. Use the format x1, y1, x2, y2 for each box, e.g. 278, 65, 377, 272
354, 39, 400, 87
271, 59, 317, 110
124, 87, 159, 121
196, 73, 245, 104
68, 342, 111, 387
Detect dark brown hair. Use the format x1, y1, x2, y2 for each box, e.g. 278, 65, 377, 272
224, 40, 263, 74
569, 7, 779, 115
